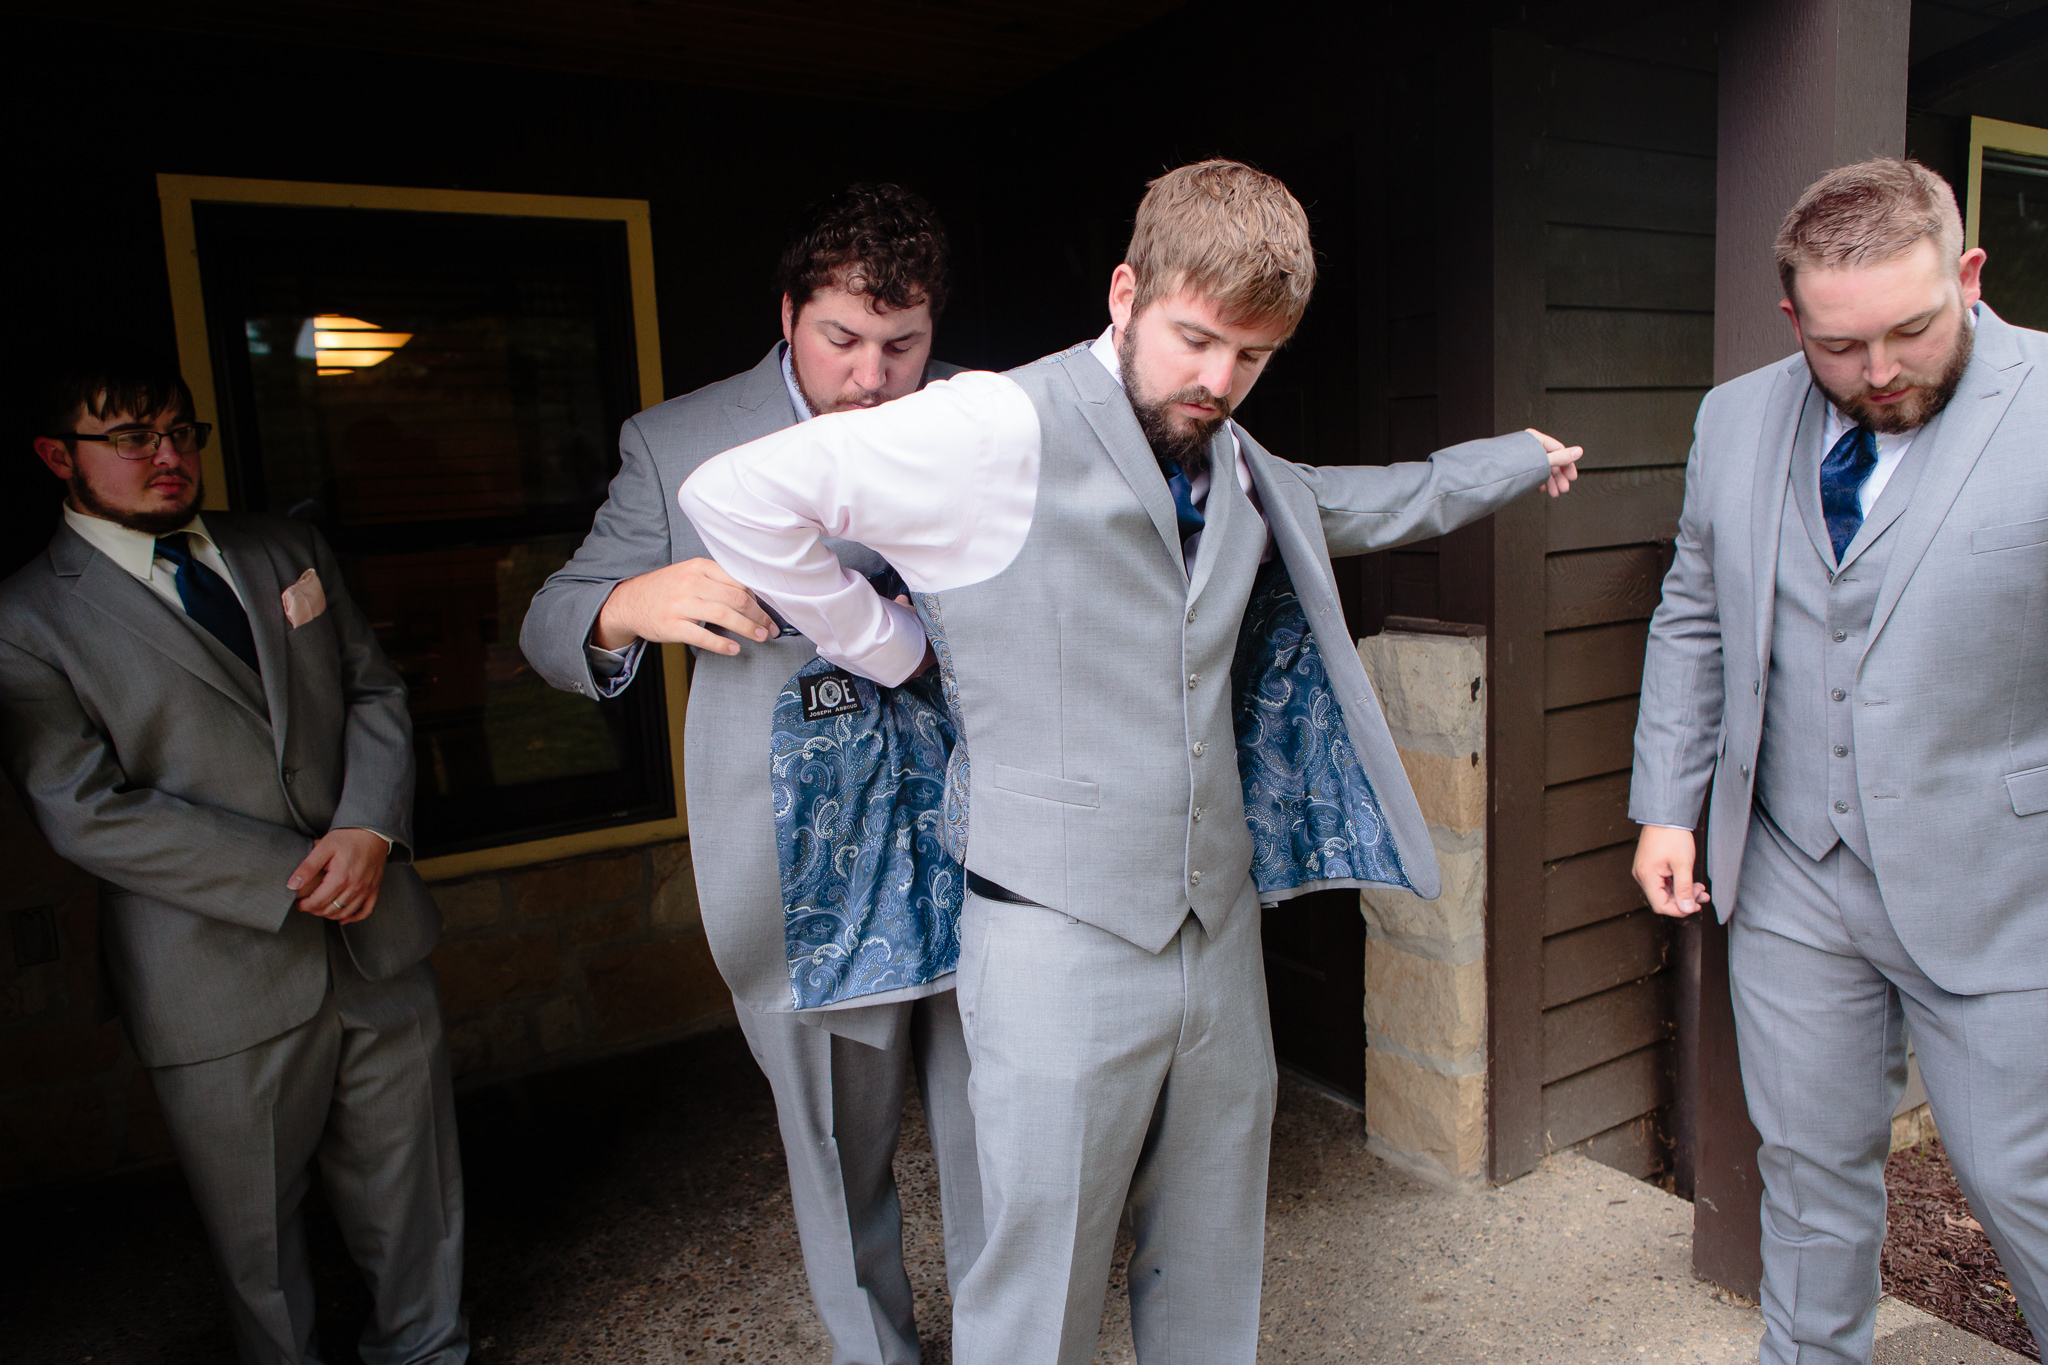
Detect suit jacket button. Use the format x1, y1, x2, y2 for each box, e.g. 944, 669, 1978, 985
1834, 800, 1849, 814
282, 767, 295, 784
1739, 764, 1749, 778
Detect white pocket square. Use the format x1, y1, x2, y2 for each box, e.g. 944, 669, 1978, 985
281, 569, 328, 628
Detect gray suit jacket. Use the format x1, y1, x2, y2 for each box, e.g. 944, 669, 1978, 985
0, 513, 440, 1066
522, 345, 963, 1021
1631, 304, 2048, 994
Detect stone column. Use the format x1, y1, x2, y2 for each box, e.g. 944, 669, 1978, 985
1357, 626, 1489, 1188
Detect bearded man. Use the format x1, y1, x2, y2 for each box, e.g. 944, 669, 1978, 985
680, 159, 1581, 1365
1631, 157, 2048, 1363
0, 351, 463, 1364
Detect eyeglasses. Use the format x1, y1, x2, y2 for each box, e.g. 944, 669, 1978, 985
49, 423, 212, 460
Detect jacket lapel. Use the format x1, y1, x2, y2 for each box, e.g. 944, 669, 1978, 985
212, 520, 293, 751
1750, 363, 1809, 679
57, 528, 267, 720
1064, 352, 1184, 571
1787, 393, 1836, 570
726, 343, 803, 448
1866, 307, 2032, 649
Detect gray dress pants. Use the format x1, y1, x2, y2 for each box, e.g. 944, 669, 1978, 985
734, 988, 984, 1365
148, 932, 466, 1365
1730, 811, 2047, 1364
949, 889, 1277, 1365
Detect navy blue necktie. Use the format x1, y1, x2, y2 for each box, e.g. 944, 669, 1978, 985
1820, 424, 1878, 561
1165, 463, 1206, 554
154, 534, 260, 674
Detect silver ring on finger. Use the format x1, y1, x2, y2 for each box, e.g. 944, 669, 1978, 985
331, 898, 349, 912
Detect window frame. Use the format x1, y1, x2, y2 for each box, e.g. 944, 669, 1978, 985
1965, 115, 2048, 249
156, 173, 689, 880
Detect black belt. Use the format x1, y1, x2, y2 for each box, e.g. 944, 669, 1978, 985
966, 870, 1042, 907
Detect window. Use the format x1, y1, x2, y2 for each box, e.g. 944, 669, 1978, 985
159, 176, 684, 874
1967, 117, 2048, 331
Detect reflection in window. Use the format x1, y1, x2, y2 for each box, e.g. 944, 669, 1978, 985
195, 204, 670, 855
1981, 149, 2048, 331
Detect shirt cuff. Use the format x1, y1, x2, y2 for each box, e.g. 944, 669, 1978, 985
343, 828, 395, 851
825, 598, 929, 687
584, 638, 644, 697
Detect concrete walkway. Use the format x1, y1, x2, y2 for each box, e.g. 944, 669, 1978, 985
0, 1025, 2027, 1363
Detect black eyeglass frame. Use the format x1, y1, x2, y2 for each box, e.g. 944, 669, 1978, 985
46, 422, 214, 459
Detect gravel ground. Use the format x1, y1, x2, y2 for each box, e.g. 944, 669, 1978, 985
3, 1024, 2014, 1365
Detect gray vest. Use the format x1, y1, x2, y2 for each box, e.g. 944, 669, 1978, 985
1755, 393, 1933, 864
916, 345, 1268, 953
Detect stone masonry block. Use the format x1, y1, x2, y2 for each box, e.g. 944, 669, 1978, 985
1363, 939, 1486, 1060
1367, 1048, 1486, 1181
513, 851, 644, 920
1396, 746, 1486, 834
650, 841, 702, 933
584, 933, 728, 1042
431, 932, 561, 1018
1361, 842, 1485, 961
432, 878, 504, 933
1357, 631, 1486, 751
535, 996, 586, 1054
445, 1009, 536, 1077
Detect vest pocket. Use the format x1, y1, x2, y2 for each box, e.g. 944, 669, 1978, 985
992, 764, 1100, 808
2006, 764, 2048, 817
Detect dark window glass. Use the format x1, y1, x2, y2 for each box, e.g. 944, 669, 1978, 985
1981, 149, 2048, 332
192, 202, 669, 856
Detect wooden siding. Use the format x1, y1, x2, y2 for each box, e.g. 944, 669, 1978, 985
1493, 21, 1715, 1183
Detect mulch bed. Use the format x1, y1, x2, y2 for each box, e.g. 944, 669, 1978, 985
1883, 1136, 2039, 1359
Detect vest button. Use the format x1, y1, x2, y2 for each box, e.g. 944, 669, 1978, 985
1834, 800, 1849, 814
1833, 745, 1847, 758
282, 767, 295, 785
1831, 688, 1847, 702
1187, 607, 1197, 624
1188, 673, 1200, 689
1739, 764, 1750, 779
1189, 870, 1203, 886
1832, 629, 1847, 643
1192, 806, 1204, 822
1192, 742, 1207, 757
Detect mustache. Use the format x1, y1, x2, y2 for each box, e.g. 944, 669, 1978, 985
1160, 385, 1233, 419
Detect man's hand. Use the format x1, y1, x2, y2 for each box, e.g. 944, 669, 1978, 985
593, 557, 776, 656
288, 828, 391, 925
1528, 429, 1583, 498
1633, 825, 1711, 919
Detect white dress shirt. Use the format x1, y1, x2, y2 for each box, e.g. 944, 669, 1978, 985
63, 506, 247, 612
678, 327, 1279, 686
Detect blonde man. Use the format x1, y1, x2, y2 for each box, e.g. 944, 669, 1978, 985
681, 161, 1582, 1365
1632, 158, 2047, 1362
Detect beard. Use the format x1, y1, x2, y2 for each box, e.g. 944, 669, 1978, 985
70, 470, 202, 536
1815, 319, 1974, 435
1118, 329, 1231, 476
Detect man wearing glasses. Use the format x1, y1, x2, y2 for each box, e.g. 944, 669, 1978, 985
0, 351, 466, 1364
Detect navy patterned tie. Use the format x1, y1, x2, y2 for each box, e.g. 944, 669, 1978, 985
1819, 424, 1878, 561
1165, 463, 1205, 551
154, 533, 260, 674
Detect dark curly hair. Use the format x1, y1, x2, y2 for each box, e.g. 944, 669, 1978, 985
777, 182, 951, 321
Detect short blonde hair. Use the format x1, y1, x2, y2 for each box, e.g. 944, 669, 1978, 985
1125, 160, 1316, 333
1775, 158, 1964, 301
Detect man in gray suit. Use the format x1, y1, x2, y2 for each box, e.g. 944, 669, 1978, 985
679, 160, 1582, 1365
522, 183, 983, 1365
0, 351, 464, 1364
1631, 158, 2046, 1362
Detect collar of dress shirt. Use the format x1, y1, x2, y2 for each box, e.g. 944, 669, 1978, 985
779, 342, 817, 422
62, 504, 219, 584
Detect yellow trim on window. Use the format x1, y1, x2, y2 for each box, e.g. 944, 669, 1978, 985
155, 174, 686, 877
1965, 116, 2048, 251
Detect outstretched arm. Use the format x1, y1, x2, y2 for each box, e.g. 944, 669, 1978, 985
678, 371, 1040, 685
1294, 429, 1578, 557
